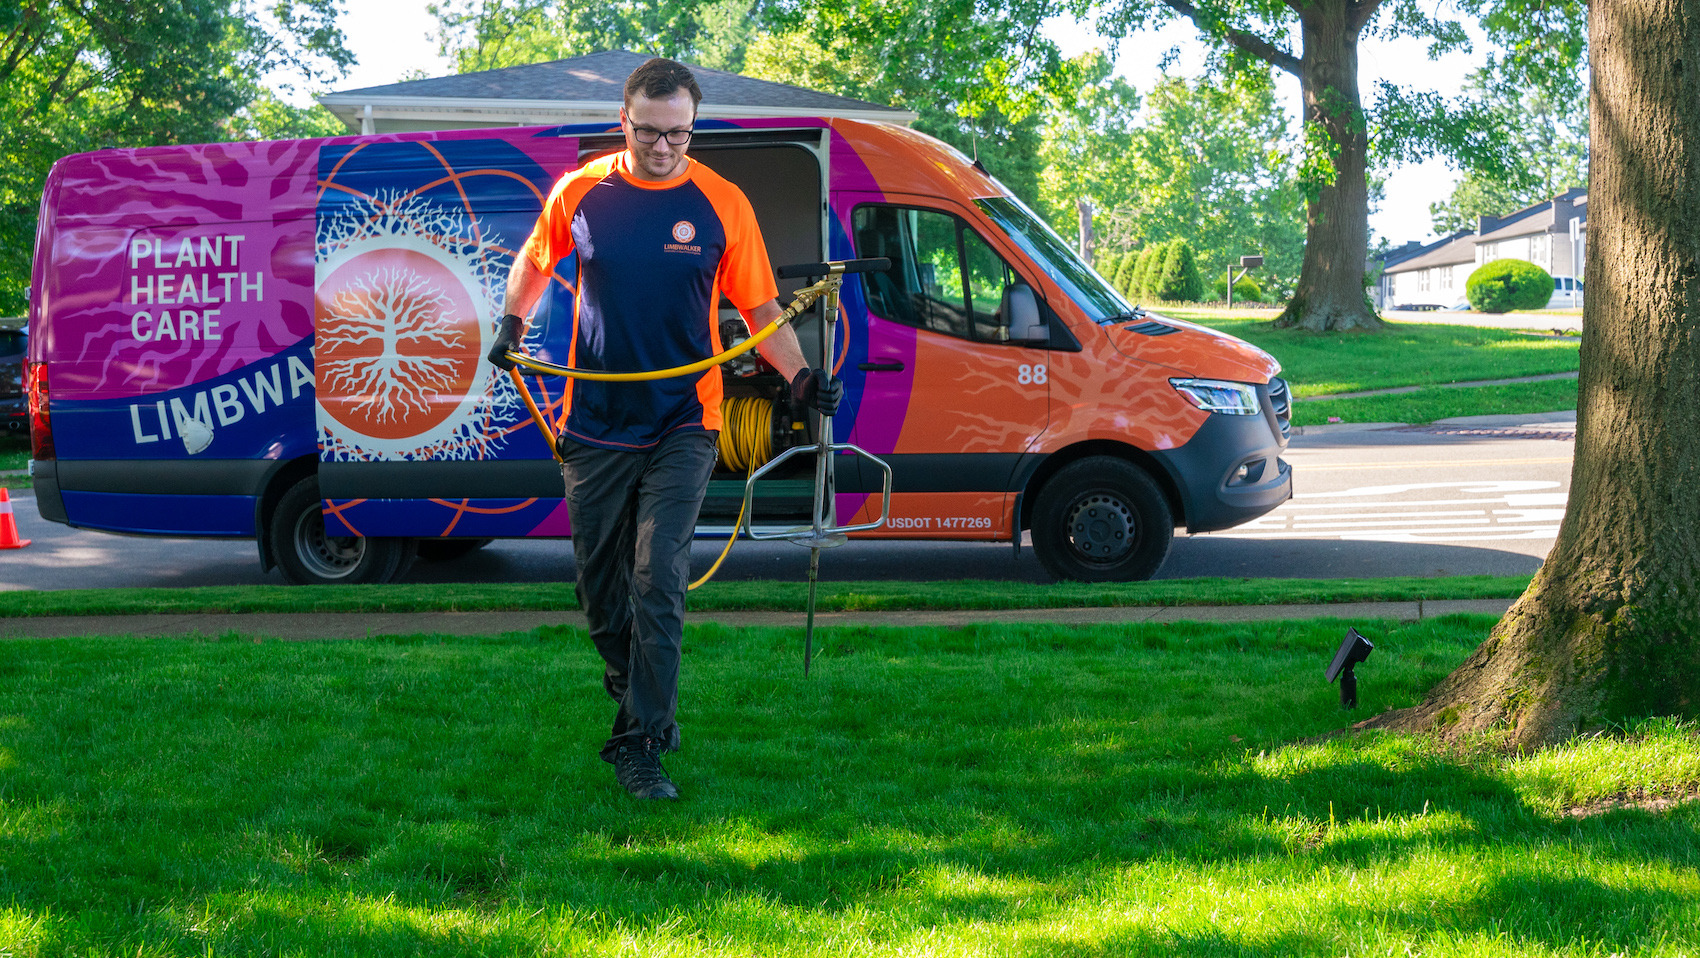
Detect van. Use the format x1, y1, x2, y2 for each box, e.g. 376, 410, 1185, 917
0, 326, 24, 436
26, 118, 1291, 583
1547, 274, 1584, 309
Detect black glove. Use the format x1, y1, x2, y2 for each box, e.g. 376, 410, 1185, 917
790, 367, 843, 416
487, 313, 526, 370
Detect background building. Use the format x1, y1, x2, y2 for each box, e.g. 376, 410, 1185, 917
1377, 187, 1587, 309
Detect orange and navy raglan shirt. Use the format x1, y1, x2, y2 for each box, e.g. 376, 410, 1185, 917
520, 151, 778, 450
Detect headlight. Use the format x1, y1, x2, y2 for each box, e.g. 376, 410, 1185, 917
1170, 378, 1260, 415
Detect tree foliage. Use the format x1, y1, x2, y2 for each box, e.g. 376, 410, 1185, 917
0, 0, 353, 314
427, 0, 762, 72
429, 0, 1082, 211
225, 93, 349, 142
1045, 67, 1303, 303
740, 0, 1085, 210
1430, 62, 1587, 235
1080, 0, 1569, 331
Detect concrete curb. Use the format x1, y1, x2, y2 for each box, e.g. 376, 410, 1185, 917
0, 599, 1517, 640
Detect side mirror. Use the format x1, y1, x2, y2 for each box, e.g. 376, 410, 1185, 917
1001, 284, 1046, 344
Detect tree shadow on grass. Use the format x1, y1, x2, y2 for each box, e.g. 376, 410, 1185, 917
0, 629, 1696, 957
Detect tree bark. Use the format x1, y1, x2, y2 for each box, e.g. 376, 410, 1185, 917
1362, 0, 1700, 747
1273, 0, 1384, 331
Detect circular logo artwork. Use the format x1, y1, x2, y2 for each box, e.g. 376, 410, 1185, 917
315, 244, 483, 448
672, 220, 696, 243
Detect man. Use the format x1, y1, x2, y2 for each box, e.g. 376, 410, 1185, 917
488, 58, 839, 800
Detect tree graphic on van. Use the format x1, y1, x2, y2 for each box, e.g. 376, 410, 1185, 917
314, 186, 521, 462
319, 265, 466, 426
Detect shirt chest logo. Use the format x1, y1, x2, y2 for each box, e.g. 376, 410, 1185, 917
665, 219, 703, 255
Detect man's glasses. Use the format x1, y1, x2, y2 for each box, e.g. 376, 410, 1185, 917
629, 125, 693, 145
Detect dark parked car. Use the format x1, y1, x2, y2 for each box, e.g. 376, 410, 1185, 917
0, 327, 25, 438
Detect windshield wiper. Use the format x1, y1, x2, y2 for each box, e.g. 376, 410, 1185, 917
1101, 307, 1149, 326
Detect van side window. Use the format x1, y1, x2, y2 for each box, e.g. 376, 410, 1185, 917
853, 205, 1015, 342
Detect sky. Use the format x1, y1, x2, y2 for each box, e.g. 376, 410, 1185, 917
312, 2, 1490, 246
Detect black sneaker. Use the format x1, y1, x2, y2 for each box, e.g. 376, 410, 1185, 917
613, 737, 679, 800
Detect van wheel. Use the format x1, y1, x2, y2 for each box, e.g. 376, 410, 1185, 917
1030, 457, 1172, 582
270, 477, 415, 585
415, 538, 494, 562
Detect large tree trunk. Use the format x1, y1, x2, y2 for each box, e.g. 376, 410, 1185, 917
1362, 0, 1700, 748
1273, 0, 1384, 331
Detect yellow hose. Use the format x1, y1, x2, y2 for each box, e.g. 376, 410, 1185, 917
716, 395, 773, 473
689, 395, 775, 591
504, 276, 834, 591
504, 277, 829, 382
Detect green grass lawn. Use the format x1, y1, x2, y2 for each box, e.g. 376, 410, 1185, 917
1, 436, 26, 472
0, 575, 1536, 617
2, 616, 1696, 957
1159, 309, 1581, 399
1290, 377, 1579, 428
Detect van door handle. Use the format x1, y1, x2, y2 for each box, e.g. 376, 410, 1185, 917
858, 360, 905, 372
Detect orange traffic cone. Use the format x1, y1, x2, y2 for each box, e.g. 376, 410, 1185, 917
0, 487, 30, 549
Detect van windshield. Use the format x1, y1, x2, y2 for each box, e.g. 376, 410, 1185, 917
977, 195, 1135, 323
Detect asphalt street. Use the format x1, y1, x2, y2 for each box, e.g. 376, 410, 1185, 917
0, 414, 1574, 591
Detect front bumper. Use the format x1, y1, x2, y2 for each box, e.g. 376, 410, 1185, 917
1151, 379, 1292, 533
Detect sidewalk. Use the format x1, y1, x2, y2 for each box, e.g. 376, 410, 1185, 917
0, 598, 1517, 640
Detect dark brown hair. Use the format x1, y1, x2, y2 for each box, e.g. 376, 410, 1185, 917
623, 58, 702, 110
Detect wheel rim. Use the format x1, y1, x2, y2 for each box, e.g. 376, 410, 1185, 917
293, 508, 365, 580
1063, 491, 1137, 564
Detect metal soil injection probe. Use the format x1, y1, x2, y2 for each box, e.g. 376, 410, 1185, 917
743, 258, 893, 675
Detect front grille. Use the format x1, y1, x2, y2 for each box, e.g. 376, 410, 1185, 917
1267, 377, 1291, 440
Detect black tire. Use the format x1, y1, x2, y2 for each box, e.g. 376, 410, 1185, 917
269, 477, 415, 585
415, 538, 494, 562
1030, 456, 1173, 582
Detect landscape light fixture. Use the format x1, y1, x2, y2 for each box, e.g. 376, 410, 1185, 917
1226, 254, 1263, 310
1325, 628, 1375, 709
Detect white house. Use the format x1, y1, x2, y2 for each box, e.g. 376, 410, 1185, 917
1378, 187, 1587, 309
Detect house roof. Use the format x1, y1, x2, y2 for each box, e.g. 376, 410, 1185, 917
1479, 190, 1587, 243
1383, 188, 1590, 276
318, 50, 917, 133
1383, 232, 1478, 274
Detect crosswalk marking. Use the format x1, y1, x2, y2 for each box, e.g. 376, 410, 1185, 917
1202, 479, 1566, 543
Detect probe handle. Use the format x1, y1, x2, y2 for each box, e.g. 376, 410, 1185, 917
776, 257, 891, 279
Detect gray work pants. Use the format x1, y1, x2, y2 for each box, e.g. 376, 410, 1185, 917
558, 429, 718, 763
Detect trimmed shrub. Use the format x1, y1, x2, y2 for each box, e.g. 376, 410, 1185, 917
1153, 238, 1204, 303
1466, 258, 1552, 313
1122, 244, 1149, 297
1212, 273, 1265, 303
1096, 251, 1128, 288
1114, 249, 1137, 297
1140, 243, 1174, 299
1100, 251, 1123, 286
1114, 250, 1139, 291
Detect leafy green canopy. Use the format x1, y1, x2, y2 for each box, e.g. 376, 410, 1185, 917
429, 0, 1083, 210
1430, 63, 1587, 235
1079, 0, 1584, 331
0, 0, 354, 315
1050, 66, 1303, 301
